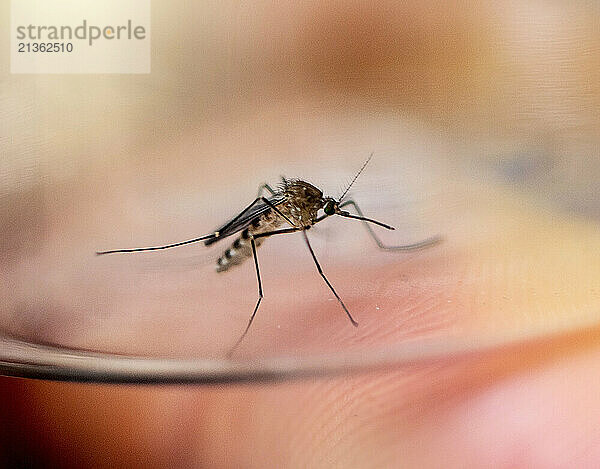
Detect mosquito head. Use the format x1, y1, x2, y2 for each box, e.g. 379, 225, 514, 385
321, 197, 349, 217
323, 198, 337, 216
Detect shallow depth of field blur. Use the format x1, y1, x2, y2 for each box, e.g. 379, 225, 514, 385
0, 1, 599, 466
1, 0, 598, 363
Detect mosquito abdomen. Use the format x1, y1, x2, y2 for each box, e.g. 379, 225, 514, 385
216, 228, 262, 272
216, 209, 284, 272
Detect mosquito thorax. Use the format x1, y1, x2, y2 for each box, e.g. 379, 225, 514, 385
279, 180, 324, 227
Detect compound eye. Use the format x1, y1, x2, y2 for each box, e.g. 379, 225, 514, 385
324, 201, 335, 216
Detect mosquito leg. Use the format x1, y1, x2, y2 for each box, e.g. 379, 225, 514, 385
102, 193, 281, 252
302, 230, 358, 327
226, 226, 306, 356
339, 200, 442, 251
98, 196, 299, 255
257, 183, 276, 197
253, 227, 301, 239
227, 237, 264, 357
102, 193, 287, 252
96, 233, 216, 255
101, 193, 296, 255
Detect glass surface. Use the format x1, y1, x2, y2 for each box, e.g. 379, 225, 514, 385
2, 1, 599, 385
3, 138, 599, 383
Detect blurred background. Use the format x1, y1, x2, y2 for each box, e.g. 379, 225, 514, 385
1, 0, 599, 467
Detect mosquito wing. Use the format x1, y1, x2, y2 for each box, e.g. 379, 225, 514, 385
204, 193, 287, 246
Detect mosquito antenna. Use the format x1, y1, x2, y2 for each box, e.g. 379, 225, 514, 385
339, 152, 373, 202
96, 234, 215, 255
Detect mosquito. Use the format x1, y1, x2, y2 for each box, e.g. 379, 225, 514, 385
96, 154, 441, 356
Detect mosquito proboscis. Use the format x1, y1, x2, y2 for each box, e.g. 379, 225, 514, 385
96, 154, 441, 356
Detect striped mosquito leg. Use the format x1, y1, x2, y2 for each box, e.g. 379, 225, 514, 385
96, 233, 216, 255
302, 230, 358, 327
227, 237, 263, 357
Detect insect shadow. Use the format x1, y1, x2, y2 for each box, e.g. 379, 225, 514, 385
97, 154, 441, 357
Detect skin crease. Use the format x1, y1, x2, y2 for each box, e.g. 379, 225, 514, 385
1, 1, 600, 468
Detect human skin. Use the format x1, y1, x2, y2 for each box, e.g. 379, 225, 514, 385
1, 1, 600, 467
